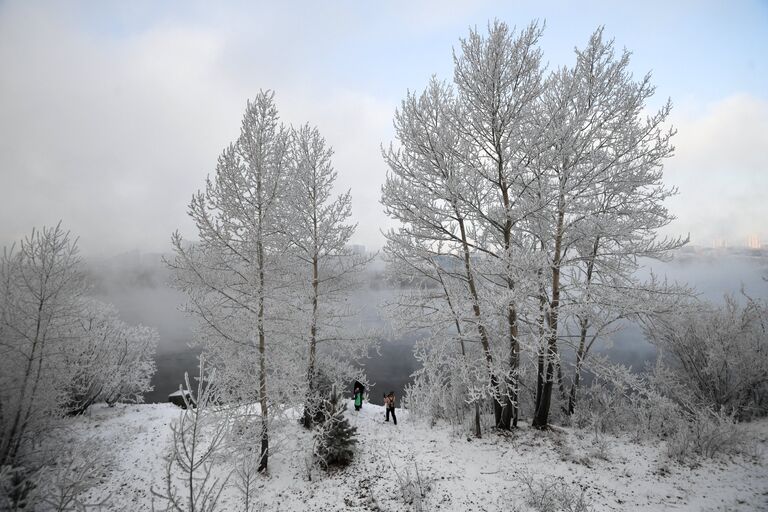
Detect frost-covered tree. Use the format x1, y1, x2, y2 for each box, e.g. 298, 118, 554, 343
284, 124, 373, 429
529, 28, 684, 428
62, 299, 158, 415
153, 360, 231, 512
452, 20, 546, 429
383, 21, 685, 433
384, 21, 547, 431
0, 224, 86, 468
169, 90, 291, 473
382, 78, 493, 435
0, 224, 157, 509
313, 386, 358, 469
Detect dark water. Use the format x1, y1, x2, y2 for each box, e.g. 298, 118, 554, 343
146, 348, 202, 403
86, 249, 768, 406
141, 287, 420, 406
145, 336, 418, 406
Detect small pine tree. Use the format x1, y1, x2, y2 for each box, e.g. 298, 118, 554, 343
314, 387, 358, 469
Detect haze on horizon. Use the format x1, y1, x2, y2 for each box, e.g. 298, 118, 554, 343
1, 0, 767, 256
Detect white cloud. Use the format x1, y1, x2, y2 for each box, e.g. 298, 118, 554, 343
0, 2, 397, 255
663, 94, 768, 246
0, 2, 765, 255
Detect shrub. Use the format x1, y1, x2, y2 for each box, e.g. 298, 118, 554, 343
387, 454, 431, 512
666, 408, 748, 463
517, 472, 592, 512
647, 294, 768, 421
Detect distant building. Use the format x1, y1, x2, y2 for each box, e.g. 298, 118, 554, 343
747, 235, 761, 249
712, 239, 728, 249
348, 244, 366, 255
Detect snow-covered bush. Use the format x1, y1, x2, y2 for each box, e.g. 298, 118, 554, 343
665, 408, 748, 463
403, 369, 456, 427
300, 370, 334, 430
402, 323, 492, 438
387, 455, 431, 512
569, 365, 680, 441
647, 294, 768, 420
25, 440, 113, 511
517, 472, 592, 512
568, 361, 753, 463
1, 436, 113, 511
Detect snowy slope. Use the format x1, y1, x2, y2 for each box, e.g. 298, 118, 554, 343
73, 402, 768, 511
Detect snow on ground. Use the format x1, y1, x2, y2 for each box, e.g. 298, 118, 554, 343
73, 402, 768, 511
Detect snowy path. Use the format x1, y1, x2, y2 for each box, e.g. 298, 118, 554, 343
74, 402, 768, 511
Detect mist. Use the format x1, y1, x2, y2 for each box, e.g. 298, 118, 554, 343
84, 247, 768, 405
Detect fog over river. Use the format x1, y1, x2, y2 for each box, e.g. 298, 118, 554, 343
86, 248, 768, 406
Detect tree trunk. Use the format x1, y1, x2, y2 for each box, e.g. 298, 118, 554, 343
567, 318, 589, 415
533, 201, 564, 429
1, 296, 45, 467
256, 202, 269, 472
497, 148, 518, 431
500, 303, 519, 429
456, 217, 501, 427
567, 238, 598, 415
302, 252, 319, 429
474, 401, 482, 439
534, 353, 556, 429
258, 287, 269, 472
533, 259, 547, 430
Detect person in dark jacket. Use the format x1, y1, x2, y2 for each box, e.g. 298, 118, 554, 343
353, 381, 365, 411
383, 391, 397, 425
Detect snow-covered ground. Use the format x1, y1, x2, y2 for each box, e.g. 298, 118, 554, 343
73, 402, 768, 511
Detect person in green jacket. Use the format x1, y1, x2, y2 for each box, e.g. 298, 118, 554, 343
353, 381, 364, 411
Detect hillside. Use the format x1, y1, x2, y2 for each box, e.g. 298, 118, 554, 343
70, 402, 768, 511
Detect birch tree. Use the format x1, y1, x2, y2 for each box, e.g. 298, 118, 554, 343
169, 90, 290, 472
284, 124, 373, 429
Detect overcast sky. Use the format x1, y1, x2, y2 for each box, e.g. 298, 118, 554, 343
1, 0, 766, 256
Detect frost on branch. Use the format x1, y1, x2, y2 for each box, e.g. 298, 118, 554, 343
647, 293, 768, 421
152, 359, 231, 512
381, 20, 687, 434
0, 223, 158, 508
63, 299, 158, 415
